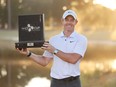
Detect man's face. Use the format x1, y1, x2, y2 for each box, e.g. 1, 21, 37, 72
62, 15, 77, 32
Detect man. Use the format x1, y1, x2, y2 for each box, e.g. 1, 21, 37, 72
17, 9, 87, 87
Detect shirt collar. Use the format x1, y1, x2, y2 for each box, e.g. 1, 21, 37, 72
59, 31, 78, 38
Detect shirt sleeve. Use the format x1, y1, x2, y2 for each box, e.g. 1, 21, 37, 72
43, 50, 53, 58
73, 36, 88, 57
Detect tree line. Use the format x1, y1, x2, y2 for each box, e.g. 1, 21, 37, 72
0, 0, 115, 30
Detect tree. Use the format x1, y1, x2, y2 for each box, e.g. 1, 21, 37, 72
0, 0, 7, 29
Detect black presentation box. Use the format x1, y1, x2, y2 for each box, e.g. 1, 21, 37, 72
15, 14, 45, 49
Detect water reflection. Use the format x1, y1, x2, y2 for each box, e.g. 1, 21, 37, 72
1, 66, 7, 77
80, 59, 116, 74
25, 77, 50, 87
0, 59, 116, 87
17, 71, 26, 79
110, 60, 116, 70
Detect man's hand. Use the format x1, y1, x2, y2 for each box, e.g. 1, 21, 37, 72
16, 48, 29, 55
41, 42, 55, 53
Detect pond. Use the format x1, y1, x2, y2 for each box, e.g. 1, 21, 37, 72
0, 58, 116, 87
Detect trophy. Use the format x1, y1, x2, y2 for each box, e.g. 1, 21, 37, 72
15, 14, 45, 49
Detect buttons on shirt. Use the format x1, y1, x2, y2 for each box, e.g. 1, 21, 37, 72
70, 41, 74, 43
64, 38, 75, 43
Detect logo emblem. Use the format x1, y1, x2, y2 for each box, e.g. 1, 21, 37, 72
21, 24, 40, 32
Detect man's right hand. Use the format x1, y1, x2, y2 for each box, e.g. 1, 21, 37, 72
16, 48, 29, 56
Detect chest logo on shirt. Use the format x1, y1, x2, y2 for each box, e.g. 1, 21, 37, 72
70, 41, 75, 43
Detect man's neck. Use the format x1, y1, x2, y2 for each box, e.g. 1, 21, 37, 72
63, 30, 74, 37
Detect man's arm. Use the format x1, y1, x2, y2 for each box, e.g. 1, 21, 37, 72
16, 48, 53, 66
41, 42, 82, 64
29, 52, 53, 66
55, 50, 82, 64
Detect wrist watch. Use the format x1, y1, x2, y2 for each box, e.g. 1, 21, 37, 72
53, 49, 59, 54
27, 51, 32, 57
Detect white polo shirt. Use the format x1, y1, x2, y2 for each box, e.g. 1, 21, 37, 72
43, 31, 87, 79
